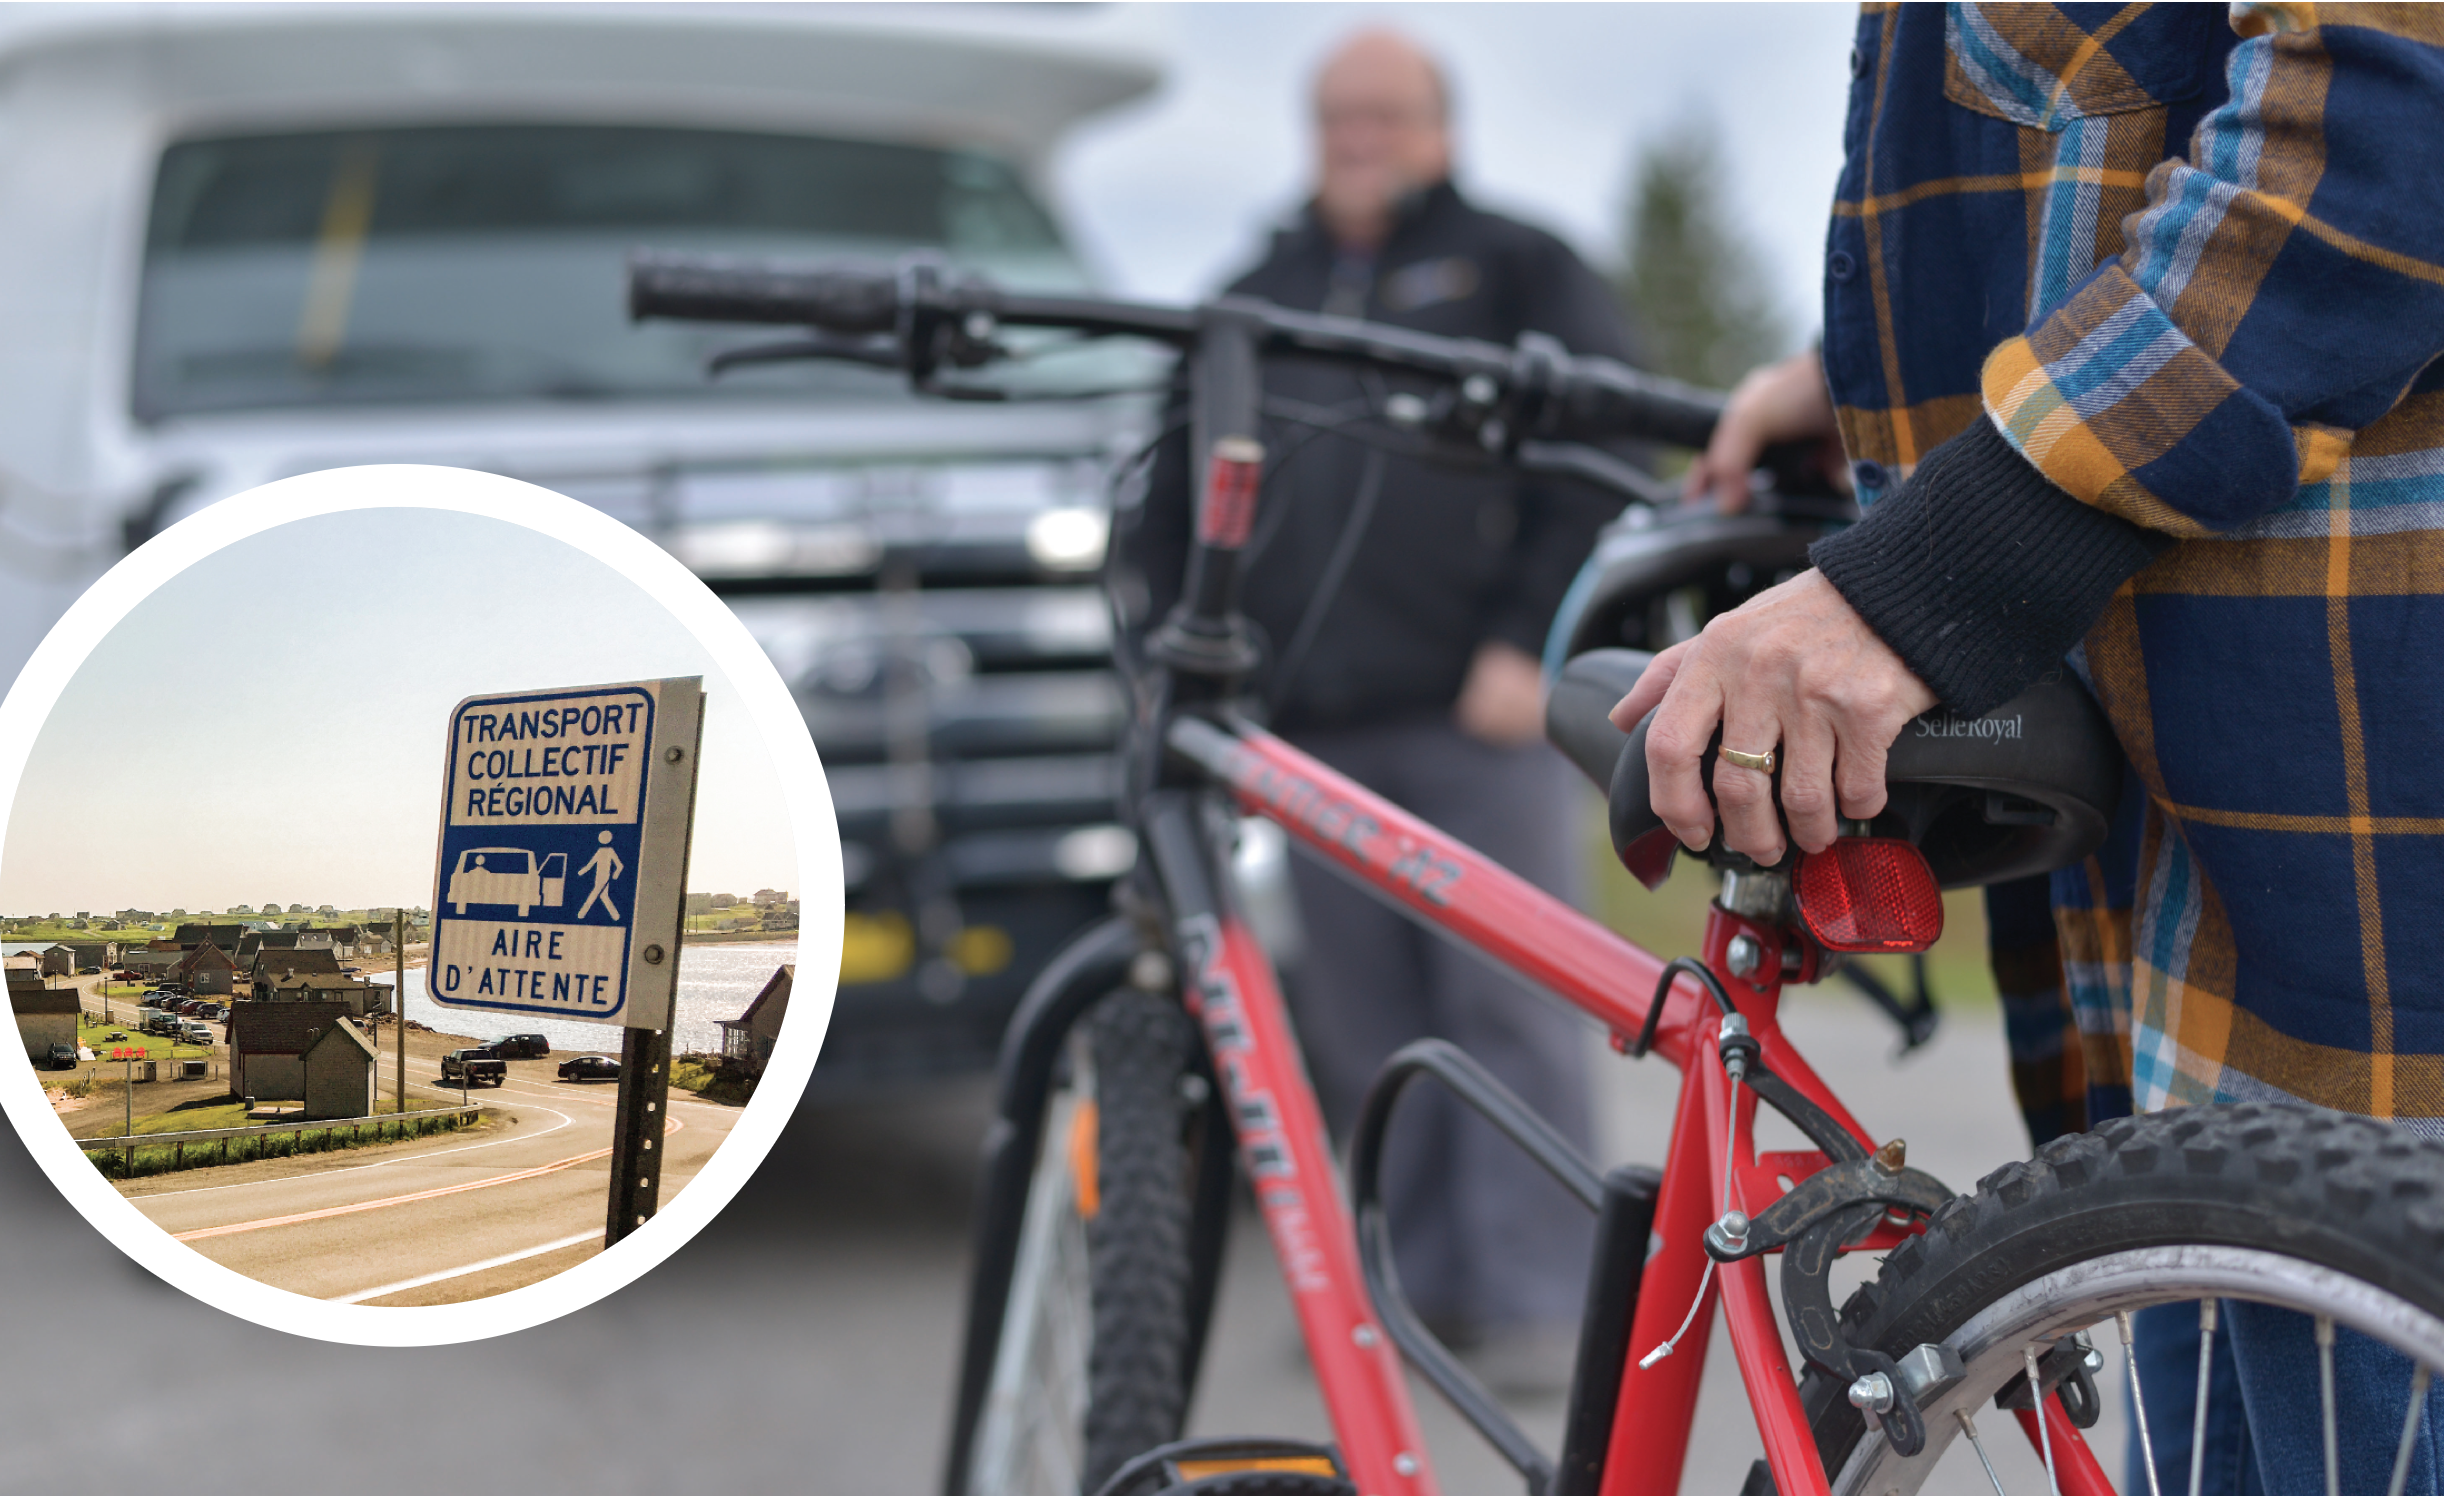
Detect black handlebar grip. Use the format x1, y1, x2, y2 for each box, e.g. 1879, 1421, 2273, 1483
627, 253, 901, 332
1550, 361, 1724, 451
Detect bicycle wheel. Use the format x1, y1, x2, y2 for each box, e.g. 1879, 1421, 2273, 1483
1803, 1102, 2444, 1496
966, 987, 1200, 1496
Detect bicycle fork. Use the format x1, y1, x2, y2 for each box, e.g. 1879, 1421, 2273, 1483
1142, 789, 1442, 1496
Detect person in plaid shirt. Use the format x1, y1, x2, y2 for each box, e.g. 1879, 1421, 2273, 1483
1611, 4, 2443, 1489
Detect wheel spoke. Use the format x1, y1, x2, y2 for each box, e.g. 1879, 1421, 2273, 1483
2387, 1365, 2432, 1496
2118, 1310, 2164, 1496
2187, 1300, 2218, 1496
2317, 1315, 2340, 1496
1956, 1409, 2010, 1496
2026, 1345, 2060, 1496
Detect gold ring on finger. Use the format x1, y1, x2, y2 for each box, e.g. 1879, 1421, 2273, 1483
1720, 744, 1776, 775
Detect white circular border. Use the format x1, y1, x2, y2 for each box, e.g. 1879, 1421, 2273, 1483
0, 465, 843, 1347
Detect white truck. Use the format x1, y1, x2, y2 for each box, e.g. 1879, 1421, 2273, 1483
0, 6, 1166, 1092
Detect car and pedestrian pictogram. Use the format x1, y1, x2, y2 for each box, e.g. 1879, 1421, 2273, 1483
444, 848, 568, 917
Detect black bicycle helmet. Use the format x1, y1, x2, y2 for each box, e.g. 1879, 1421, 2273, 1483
1544, 489, 1857, 669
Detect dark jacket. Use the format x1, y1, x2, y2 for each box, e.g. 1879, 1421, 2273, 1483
1124, 180, 1641, 733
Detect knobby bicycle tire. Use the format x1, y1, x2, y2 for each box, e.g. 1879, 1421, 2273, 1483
1083, 986, 1202, 1493
1796, 1101, 2444, 1495
966, 986, 1203, 1496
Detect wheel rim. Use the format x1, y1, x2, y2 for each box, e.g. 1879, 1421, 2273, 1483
1831, 1245, 2444, 1496
968, 1055, 1097, 1496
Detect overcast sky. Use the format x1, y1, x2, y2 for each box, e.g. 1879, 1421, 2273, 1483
0, 508, 798, 919
1046, 2, 1857, 337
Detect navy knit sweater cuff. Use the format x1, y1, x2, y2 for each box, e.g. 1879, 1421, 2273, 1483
1808, 417, 2172, 717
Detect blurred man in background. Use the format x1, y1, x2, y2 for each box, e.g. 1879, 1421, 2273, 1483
1130, 27, 1640, 1390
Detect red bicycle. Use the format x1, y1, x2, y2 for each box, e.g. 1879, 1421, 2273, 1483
629, 256, 2444, 1496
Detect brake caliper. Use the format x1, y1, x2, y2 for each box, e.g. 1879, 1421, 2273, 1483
1705, 1031, 1958, 1457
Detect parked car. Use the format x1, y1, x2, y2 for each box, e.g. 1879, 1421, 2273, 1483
0, 7, 1162, 1098
178, 1021, 211, 1045
44, 1043, 75, 1071
557, 1055, 621, 1083
175, 999, 204, 1016
490, 1034, 550, 1060
440, 1049, 507, 1087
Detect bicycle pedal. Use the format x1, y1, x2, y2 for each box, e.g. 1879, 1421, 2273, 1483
1090, 1437, 1351, 1496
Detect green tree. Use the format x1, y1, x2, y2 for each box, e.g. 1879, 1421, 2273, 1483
1615, 122, 1790, 390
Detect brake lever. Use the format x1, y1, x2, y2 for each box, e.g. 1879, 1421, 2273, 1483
706, 333, 906, 376
1513, 440, 1678, 508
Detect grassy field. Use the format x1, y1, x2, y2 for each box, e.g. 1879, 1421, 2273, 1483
5, 907, 421, 945
83, 1107, 475, 1180
670, 1056, 754, 1104
75, 1011, 210, 1063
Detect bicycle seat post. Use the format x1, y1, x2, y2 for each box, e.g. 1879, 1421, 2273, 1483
1707, 865, 1797, 1016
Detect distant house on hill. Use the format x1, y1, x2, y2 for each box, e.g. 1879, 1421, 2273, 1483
237, 929, 299, 959
123, 947, 181, 981
11, 974, 75, 1063
228, 1000, 374, 1117
173, 923, 245, 955
59, 939, 117, 969
717, 965, 793, 1078
256, 970, 392, 1016
175, 941, 238, 996
293, 926, 364, 958
249, 946, 343, 984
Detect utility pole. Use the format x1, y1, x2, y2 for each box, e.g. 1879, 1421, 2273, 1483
394, 907, 406, 1114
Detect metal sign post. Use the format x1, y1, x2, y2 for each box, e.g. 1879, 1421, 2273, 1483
426, 677, 705, 1248
394, 908, 406, 1114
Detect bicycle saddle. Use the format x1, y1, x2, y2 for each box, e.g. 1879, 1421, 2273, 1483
1546, 648, 2123, 891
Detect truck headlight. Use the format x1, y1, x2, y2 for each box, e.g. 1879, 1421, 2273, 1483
1024, 506, 1108, 571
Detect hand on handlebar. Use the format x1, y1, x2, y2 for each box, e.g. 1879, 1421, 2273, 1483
1682, 349, 1844, 513
1607, 570, 1935, 864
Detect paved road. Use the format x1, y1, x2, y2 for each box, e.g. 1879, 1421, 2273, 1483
117, 1064, 736, 1304
2, 989, 2126, 1494
62, 981, 740, 1304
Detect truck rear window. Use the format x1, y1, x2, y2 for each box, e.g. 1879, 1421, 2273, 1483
132, 123, 1085, 419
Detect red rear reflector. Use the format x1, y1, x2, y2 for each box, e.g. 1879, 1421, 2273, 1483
1794, 838, 1945, 953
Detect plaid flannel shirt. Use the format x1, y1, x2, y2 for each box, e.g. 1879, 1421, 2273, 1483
1825, 2, 2444, 1135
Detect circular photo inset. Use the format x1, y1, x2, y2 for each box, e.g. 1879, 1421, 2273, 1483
0, 465, 841, 1346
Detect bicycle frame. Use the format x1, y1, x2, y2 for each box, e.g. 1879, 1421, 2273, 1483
648, 270, 2106, 1496
628, 252, 2427, 1496
1141, 716, 2113, 1496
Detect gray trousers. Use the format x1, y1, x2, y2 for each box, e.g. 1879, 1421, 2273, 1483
1281, 720, 1597, 1335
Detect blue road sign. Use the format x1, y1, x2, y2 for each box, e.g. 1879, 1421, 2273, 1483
429, 679, 703, 1028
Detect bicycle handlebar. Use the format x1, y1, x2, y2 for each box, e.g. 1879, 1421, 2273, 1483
629, 255, 903, 333
626, 251, 1725, 453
